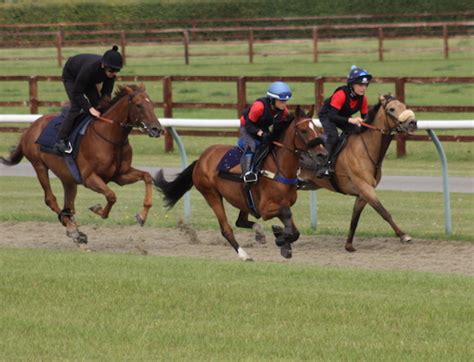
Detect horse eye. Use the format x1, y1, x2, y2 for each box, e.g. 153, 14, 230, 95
389, 108, 395, 112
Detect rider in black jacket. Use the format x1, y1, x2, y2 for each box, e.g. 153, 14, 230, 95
54, 45, 123, 153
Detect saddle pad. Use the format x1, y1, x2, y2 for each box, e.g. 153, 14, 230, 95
36, 113, 92, 157
35, 113, 92, 184
217, 146, 243, 172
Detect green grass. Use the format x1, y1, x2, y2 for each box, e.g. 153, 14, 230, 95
0, 248, 472, 360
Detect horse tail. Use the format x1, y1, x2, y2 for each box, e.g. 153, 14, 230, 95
153, 161, 197, 209
0, 142, 24, 166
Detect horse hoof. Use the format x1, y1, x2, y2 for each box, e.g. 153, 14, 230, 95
135, 213, 145, 226
75, 231, 88, 244
89, 204, 102, 214
255, 232, 266, 244
280, 243, 292, 259
401, 234, 412, 243
345, 244, 356, 252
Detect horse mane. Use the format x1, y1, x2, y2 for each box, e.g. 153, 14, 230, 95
365, 93, 397, 124
100, 84, 143, 112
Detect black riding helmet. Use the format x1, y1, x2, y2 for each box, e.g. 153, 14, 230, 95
102, 45, 123, 71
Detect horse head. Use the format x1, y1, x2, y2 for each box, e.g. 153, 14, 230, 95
378, 94, 417, 135
290, 105, 327, 168
120, 84, 164, 138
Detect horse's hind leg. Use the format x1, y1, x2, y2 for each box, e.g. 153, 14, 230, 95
33, 163, 61, 215
204, 192, 253, 261
62, 181, 87, 245
33, 164, 85, 245
235, 211, 266, 244
345, 196, 368, 252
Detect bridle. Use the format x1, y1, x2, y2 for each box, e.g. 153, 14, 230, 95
360, 98, 408, 135
91, 90, 155, 146
272, 117, 323, 154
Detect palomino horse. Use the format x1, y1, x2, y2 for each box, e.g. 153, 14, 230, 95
299, 94, 417, 252
1, 84, 164, 245
154, 105, 326, 260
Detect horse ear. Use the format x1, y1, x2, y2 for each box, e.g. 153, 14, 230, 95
295, 105, 302, 118
139, 82, 145, 91
124, 86, 134, 94
308, 104, 315, 118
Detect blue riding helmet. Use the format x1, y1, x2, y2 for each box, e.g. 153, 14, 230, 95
347, 65, 372, 85
266, 81, 292, 101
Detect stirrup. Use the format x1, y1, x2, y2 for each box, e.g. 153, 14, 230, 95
55, 139, 73, 154
315, 165, 334, 178
64, 142, 73, 154
243, 171, 258, 183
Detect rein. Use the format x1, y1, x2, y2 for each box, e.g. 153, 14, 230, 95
360, 100, 404, 135
263, 117, 319, 186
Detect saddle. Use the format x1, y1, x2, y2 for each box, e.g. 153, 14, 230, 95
217, 143, 270, 183
35, 112, 93, 184
216, 144, 271, 218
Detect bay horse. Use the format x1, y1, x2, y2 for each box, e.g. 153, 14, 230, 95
153, 105, 326, 260
299, 94, 417, 252
1, 84, 164, 246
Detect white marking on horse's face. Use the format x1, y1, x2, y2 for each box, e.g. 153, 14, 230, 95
145, 98, 151, 103
308, 122, 315, 130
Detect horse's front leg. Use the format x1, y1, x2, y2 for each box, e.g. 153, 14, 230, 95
273, 206, 300, 259
83, 173, 117, 220
113, 167, 153, 226
235, 211, 266, 244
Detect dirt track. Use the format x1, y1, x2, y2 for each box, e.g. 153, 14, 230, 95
1, 221, 472, 276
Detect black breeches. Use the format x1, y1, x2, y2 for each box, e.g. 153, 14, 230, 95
320, 118, 339, 155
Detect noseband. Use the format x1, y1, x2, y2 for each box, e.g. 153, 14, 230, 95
361, 99, 410, 135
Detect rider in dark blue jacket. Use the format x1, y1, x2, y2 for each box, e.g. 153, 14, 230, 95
54, 46, 123, 153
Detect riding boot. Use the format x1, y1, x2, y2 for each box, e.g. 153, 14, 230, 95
241, 152, 257, 183
315, 156, 335, 178
315, 143, 335, 178
54, 138, 73, 154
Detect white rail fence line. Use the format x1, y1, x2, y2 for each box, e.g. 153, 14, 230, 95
1, 115, 473, 235
0, 115, 473, 129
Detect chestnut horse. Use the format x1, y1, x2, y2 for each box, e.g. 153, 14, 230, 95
1, 84, 164, 246
154, 106, 326, 260
299, 94, 417, 252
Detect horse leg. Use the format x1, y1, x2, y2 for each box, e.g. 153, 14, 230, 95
204, 192, 252, 261
61, 181, 88, 245
83, 173, 117, 219
114, 167, 153, 226
274, 206, 300, 259
235, 211, 266, 244
357, 184, 412, 244
32, 164, 85, 244
345, 196, 368, 252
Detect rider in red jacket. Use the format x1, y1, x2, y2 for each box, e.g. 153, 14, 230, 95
316, 65, 372, 177
239, 81, 292, 183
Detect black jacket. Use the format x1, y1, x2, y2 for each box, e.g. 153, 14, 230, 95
62, 54, 115, 111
